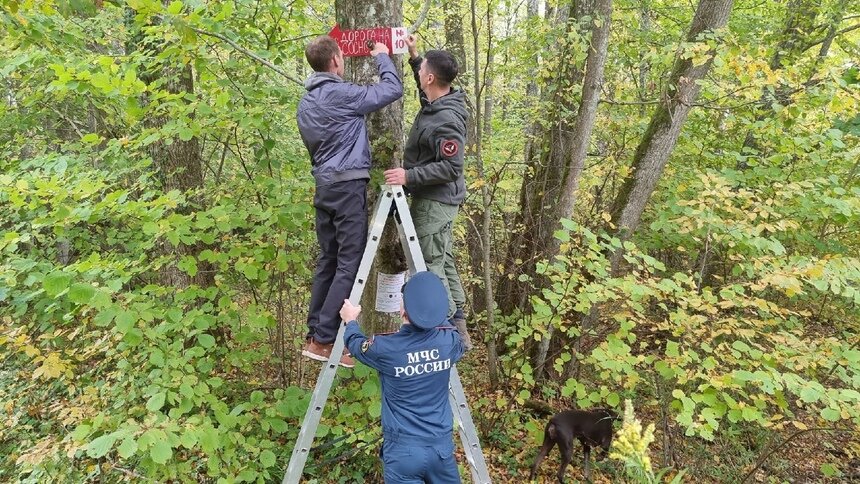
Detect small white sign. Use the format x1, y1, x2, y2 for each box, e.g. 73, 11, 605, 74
390, 27, 409, 55
375, 271, 407, 313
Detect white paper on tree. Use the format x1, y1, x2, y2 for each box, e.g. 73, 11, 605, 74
375, 271, 407, 313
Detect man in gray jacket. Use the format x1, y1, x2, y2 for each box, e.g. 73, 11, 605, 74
383, 35, 472, 350
298, 36, 403, 367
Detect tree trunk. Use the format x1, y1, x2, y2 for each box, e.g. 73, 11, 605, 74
532, 0, 613, 379
335, 0, 405, 335
149, 64, 213, 289
496, 0, 610, 322
131, 4, 214, 290
444, 0, 469, 84
565, 0, 734, 379
464, 0, 501, 386
637, 3, 652, 115
608, 0, 734, 256
522, 0, 541, 166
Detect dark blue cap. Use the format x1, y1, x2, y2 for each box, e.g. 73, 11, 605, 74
403, 271, 448, 330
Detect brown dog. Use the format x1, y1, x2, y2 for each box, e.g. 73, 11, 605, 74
529, 408, 619, 482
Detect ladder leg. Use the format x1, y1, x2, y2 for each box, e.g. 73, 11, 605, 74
283, 190, 394, 484
391, 185, 427, 273
449, 366, 492, 483
392, 185, 491, 483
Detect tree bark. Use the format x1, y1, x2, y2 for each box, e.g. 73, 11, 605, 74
608, 0, 734, 257
497, 0, 611, 319
532, 0, 613, 379
522, 0, 542, 166
131, 3, 214, 290
150, 64, 214, 289
444, 0, 469, 84
564, 0, 734, 380
335, 0, 405, 335
465, 0, 501, 386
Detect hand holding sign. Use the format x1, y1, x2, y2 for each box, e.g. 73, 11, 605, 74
405, 34, 418, 59
329, 24, 409, 57
368, 41, 389, 57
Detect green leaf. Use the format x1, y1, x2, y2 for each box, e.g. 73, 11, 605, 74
81, 133, 100, 144
94, 308, 117, 327
199, 426, 221, 452
240, 262, 258, 280
146, 392, 166, 412
71, 424, 92, 441
731, 340, 750, 353
44, 271, 73, 297
150, 439, 173, 464
86, 432, 120, 458
115, 310, 136, 333
180, 429, 198, 449
117, 437, 138, 458
741, 406, 760, 422
178, 126, 194, 141
268, 418, 288, 434
124, 328, 144, 346
820, 463, 841, 477
820, 407, 841, 422
149, 349, 165, 367
665, 341, 680, 358
68, 283, 96, 304
197, 333, 216, 349
260, 449, 276, 468
800, 386, 821, 404
178, 256, 198, 277
606, 392, 620, 407
843, 350, 860, 363
167, 1, 183, 14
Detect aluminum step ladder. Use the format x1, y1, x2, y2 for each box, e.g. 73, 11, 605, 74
283, 184, 491, 483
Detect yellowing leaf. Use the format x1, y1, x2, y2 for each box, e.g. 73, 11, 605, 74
33, 353, 69, 380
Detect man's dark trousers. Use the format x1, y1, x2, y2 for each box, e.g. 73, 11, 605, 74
307, 179, 368, 344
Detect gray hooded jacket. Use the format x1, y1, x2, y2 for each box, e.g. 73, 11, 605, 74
297, 54, 403, 187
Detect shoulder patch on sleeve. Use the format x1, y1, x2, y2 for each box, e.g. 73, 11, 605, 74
441, 139, 459, 158
361, 339, 373, 353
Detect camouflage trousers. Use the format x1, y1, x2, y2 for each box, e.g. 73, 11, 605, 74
410, 197, 466, 318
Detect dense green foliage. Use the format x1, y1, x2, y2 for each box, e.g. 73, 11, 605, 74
1, 0, 858, 482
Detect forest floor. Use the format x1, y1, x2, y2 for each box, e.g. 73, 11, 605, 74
453, 347, 859, 483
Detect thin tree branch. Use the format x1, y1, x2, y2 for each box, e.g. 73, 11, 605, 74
189, 27, 303, 86
409, 0, 432, 33
50, 106, 86, 139
802, 23, 860, 52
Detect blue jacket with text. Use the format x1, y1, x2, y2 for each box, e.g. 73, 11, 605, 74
343, 321, 465, 443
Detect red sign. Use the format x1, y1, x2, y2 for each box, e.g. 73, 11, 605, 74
328, 24, 409, 57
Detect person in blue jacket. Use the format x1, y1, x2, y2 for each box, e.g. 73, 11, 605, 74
341, 271, 465, 483
297, 36, 403, 368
